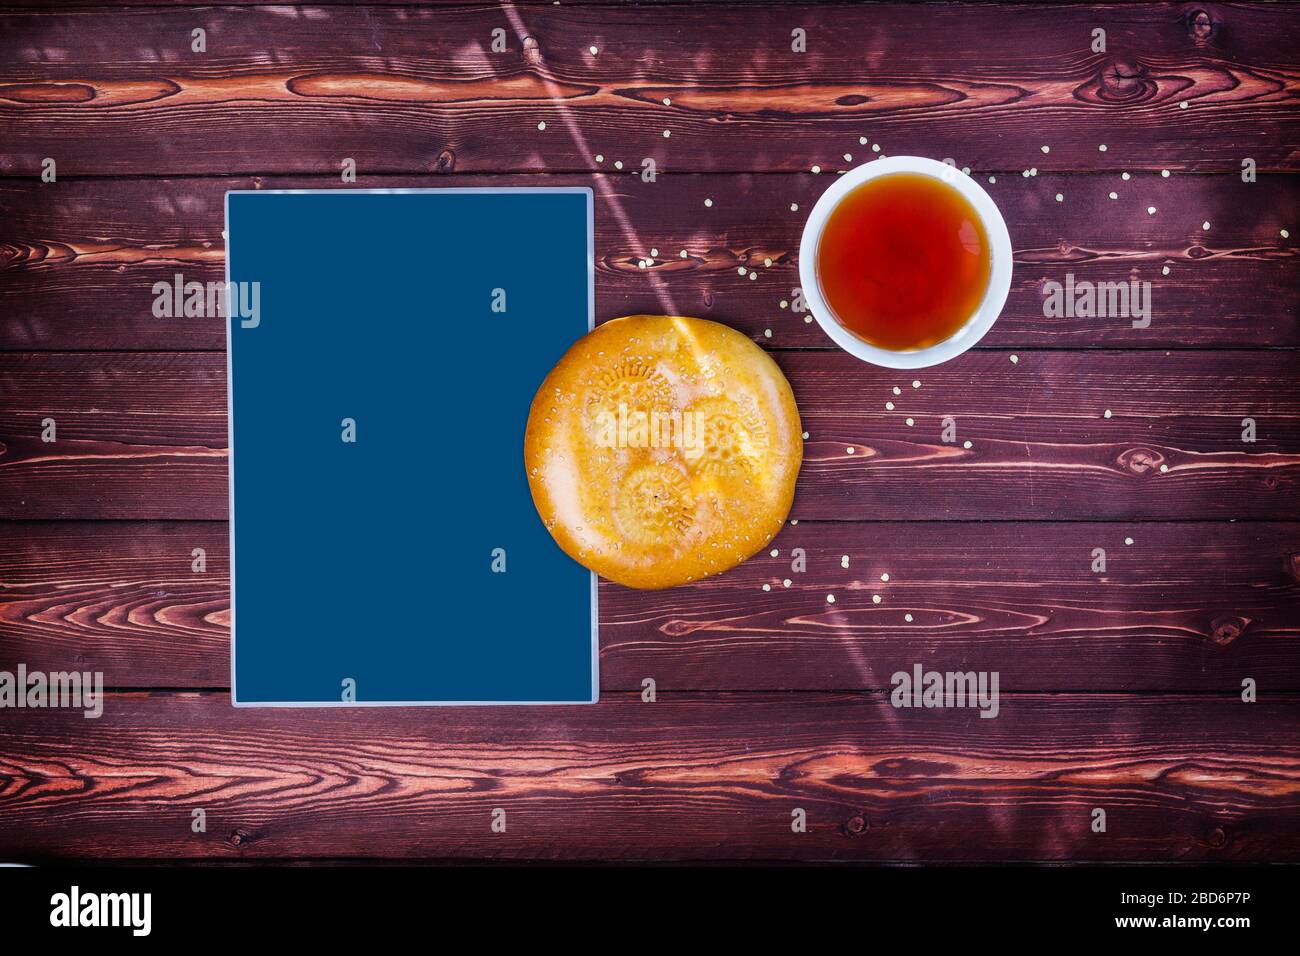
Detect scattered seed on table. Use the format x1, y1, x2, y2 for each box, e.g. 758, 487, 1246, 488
905, 417, 914, 426
1041, 145, 1050, 154
905, 613, 914, 622
846, 446, 855, 454
1098, 144, 1108, 152
802, 431, 809, 439
1162, 266, 1171, 275
1055, 194, 1064, 202
872, 144, 881, 152
790, 203, 799, 212
880, 572, 890, 582
589, 46, 598, 55
780, 300, 789, 309
680, 249, 688, 258
1203, 221, 1211, 230
988, 175, 996, 184
841, 555, 850, 568
764, 257, 773, 267
1147, 207, 1157, 215
1104, 409, 1112, 418
1159, 464, 1169, 473
1180, 101, 1189, 109
1109, 192, 1118, 200
1121, 172, 1130, 181
650, 248, 658, 257
595, 154, 604, 163
783, 578, 791, 588
703, 197, 712, 207
885, 401, 895, 410
770, 549, 779, 558
663, 97, 671, 106
826, 594, 836, 604
1125, 537, 1135, 545
614, 160, 623, 169
537, 121, 546, 130
872, 594, 882, 604
811, 165, 821, 173
738, 266, 747, 276
893, 386, 902, 395
963, 440, 973, 449
762, 583, 771, 591
1161, 169, 1170, 178
1010, 354, 1019, 364
662, 129, 671, 138
1282, 229, 1290, 238
912, 380, 921, 389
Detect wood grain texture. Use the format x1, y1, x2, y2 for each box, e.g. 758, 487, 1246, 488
2, 522, 1296, 691
2, 350, 1296, 520
2, 172, 1295, 350
0, 692, 1295, 861
2, 5, 1299, 175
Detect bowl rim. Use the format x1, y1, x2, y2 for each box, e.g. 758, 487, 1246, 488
797, 155, 1014, 370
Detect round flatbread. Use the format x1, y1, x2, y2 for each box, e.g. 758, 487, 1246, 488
525, 315, 802, 589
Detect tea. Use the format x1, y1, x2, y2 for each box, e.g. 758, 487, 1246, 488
816, 172, 991, 351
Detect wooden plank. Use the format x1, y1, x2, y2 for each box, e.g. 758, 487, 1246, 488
2, 521, 1296, 691
0, 692, 1295, 861
2, 350, 1296, 520
2, 172, 1295, 350
2, 5, 1299, 175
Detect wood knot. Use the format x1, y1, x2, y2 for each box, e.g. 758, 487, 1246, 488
1118, 446, 1164, 475
844, 815, 867, 835
433, 148, 456, 173
227, 828, 252, 847
1207, 825, 1228, 848
1087, 60, 1156, 104
522, 35, 543, 66
1209, 614, 1250, 645
1187, 9, 1217, 43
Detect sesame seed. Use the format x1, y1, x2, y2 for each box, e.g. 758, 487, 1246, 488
912, 380, 921, 388
841, 555, 850, 568
1124, 537, 1134, 545
1109, 192, 1118, 200
738, 267, 747, 276
826, 594, 836, 604
872, 144, 881, 152
880, 572, 889, 582
1202, 221, 1210, 230
1159, 464, 1168, 473
783, 579, 791, 588
846, 446, 855, 454
811, 165, 821, 173
1098, 144, 1107, 152
872, 594, 882, 604
1041, 145, 1050, 154
762, 583, 771, 591
650, 248, 658, 257
589, 46, 598, 55
662, 129, 671, 138
1162, 266, 1170, 275
790, 203, 799, 212
1147, 206, 1157, 215
770, 549, 779, 558
614, 160, 623, 169
885, 401, 895, 410
801, 431, 809, 439
1282, 229, 1290, 239
905, 417, 914, 426
1121, 172, 1131, 181
764, 257, 773, 267
892, 386, 901, 395
680, 249, 688, 258
537, 121, 547, 130
1161, 169, 1170, 177
843, 153, 852, 162
749, 272, 757, 281
1180, 101, 1188, 109
1055, 194, 1064, 202
905, 613, 914, 622
780, 300, 789, 309
1103, 409, 1112, 419
963, 440, 972, 449
703, 198, 712, 207
859, 136, 868, 145
988, 176, 996, 184
662, 97, 671, 106
1010, 354, 1019, 364
595, 154, 604, 163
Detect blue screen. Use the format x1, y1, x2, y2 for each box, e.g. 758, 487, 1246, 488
226, 188, 596, 704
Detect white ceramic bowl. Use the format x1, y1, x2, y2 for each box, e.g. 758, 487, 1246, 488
798, 155, 1013, 369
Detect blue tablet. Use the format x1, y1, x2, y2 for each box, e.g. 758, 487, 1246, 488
225, 188, 597, 705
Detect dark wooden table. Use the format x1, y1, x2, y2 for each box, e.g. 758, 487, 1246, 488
1, 1, 1298, 863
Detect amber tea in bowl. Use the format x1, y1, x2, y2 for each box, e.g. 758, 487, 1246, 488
799, 156, 1012, 369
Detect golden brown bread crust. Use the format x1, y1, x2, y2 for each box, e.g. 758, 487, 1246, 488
524, 315, 802, 589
